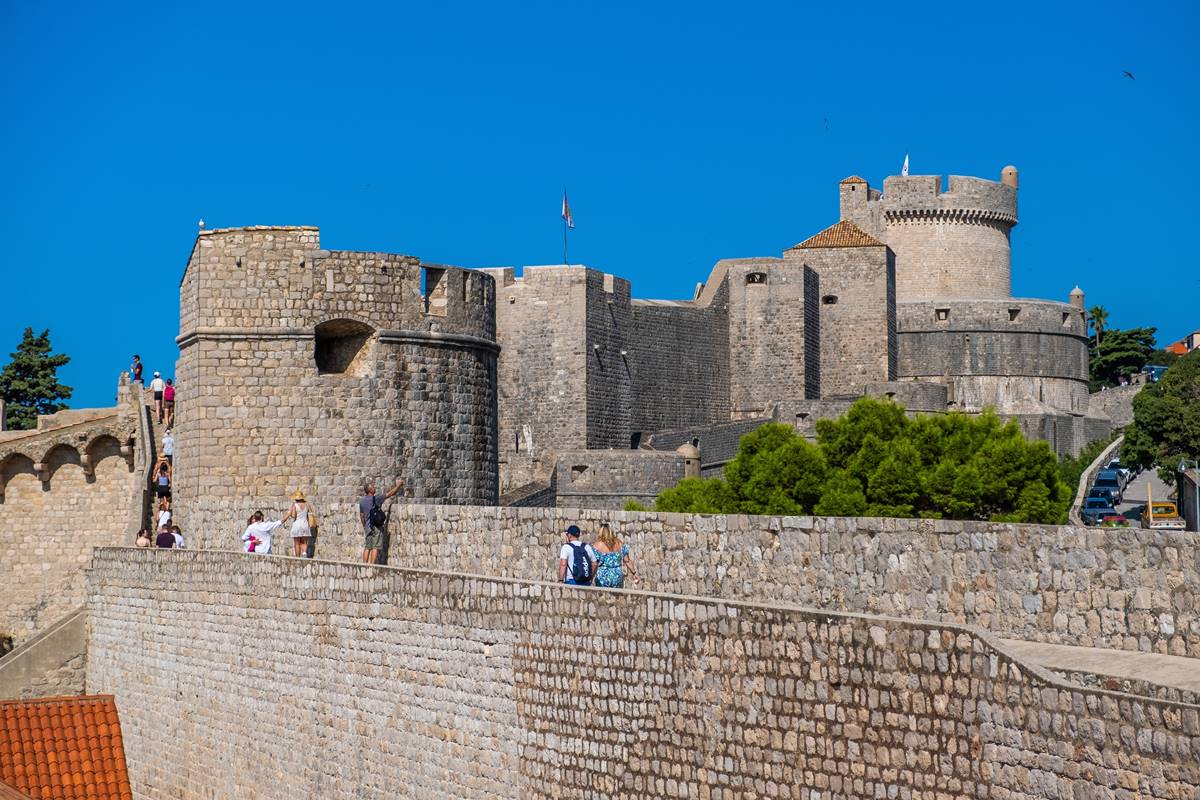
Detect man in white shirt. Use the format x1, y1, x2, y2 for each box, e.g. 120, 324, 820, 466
558, 525, 597, 586
149, 372, 166, 423
242, 511, 282, 554
162, 430, 174, 466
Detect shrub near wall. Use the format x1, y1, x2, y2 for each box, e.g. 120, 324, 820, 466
87, 549, 1200, 800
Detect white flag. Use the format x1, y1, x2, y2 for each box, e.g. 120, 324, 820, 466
901, 154, 909, 176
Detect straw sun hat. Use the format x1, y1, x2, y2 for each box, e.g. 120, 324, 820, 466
290, 489, 307, 502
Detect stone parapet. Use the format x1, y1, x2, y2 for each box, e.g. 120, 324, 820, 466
86, 549, 1200, 799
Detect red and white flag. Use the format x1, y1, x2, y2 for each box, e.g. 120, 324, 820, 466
561, 191, 574, 229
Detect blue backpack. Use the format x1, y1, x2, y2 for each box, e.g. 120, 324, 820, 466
568, 542, 593, 584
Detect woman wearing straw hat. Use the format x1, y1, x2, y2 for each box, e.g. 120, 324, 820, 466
281, 489, 315, 558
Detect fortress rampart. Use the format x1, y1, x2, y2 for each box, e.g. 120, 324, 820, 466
897, 299, 1091, 414
176, 226, 499, 543
176, 504, 1200, 659
0, 381, 141, 648
86, 549, 1200, 800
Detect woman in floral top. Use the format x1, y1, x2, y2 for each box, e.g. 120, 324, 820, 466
592, 523, 639, 589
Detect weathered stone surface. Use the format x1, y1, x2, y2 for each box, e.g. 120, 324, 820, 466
85, 549, 1200, 800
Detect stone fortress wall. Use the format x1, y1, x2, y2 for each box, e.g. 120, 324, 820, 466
177, 503, 1200, 660
0, 380, 142, 648
86, 549, 1200, 800
497, 165, 1107, 506
175, 226, 499, 547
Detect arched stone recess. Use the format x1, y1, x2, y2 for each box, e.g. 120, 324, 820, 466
84, 435, 129, 479
314, 318, 376, 376
0, 453, 36, 502
41, 444, 83, 486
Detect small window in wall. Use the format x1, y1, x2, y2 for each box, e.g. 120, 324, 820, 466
630, 432, 642, 450
746, 272, 767, 285
822, 295, 838, 305
314, 319, 374, 376
571, 465, 588, 481
1062, 312, 1071, 327
422, 267, 448, 316
935, 308, 950, 322
1008, 308, 1021, 322
514, 432, 520, 453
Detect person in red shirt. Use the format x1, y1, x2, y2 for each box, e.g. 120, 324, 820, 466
163, 379, 176, 428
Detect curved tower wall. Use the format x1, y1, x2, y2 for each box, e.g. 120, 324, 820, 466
175, 227, 498, 550
880, 175, 1017, 302
896, 299, 1090, 413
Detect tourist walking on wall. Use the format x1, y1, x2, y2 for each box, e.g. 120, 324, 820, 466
242, 511, 282, 554
559, 525, 597, 586
592, 523, 639, 589
170, 524, 185, 549
282, 489, 315, 558
135, 528, 152, 548
153, 459, 171, 500
163, 379, 176, 428
149, 372, 166, 422
156, 498, 171, 532
130, 355, 143, 384
359, 478, 404, 564
155, 525, 176, 548
161, 429, 174, 466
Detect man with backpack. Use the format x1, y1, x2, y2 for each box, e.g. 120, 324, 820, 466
558, 525, 597, 586
358, 478, 405, 564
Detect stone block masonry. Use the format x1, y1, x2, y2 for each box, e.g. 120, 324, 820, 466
86, 549, 1199, 799
277, 505, 1197, 660
176, 226, 498, 546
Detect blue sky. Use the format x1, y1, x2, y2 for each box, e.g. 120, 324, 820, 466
2, 1, 1196, 407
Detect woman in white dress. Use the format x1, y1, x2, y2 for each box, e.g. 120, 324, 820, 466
281, 489, 314, 558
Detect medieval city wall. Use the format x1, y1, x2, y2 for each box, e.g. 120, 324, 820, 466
484, 266, 589, 491
584, 270, 633, 449
1089, 384, 1141, 428
897, 299, 1091, 414
628, 279, 731, 435
176, 226, 499, 543
0, 403, 139, 647
86, 549, 1200, 800
183, 504, 1199, 659
551, 449, 684, 510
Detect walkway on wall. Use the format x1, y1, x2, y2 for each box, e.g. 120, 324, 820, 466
1002, 638, 1200, 694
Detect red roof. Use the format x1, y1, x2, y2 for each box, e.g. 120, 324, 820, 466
0, 696, 132, 800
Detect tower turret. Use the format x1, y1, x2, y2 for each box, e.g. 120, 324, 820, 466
879, 169, 1018, 302
1069, 286, 1085, 310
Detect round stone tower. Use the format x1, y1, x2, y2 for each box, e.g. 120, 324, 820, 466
880, 168, 1018, 302
174, 226, 498, 552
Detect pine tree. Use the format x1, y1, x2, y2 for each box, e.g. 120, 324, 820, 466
0, 328, 73, 430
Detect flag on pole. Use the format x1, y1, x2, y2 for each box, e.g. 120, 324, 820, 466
901, 154, 909, 176
561, 191, 574, 229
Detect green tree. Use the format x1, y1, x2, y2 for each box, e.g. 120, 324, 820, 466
1121, 350, 1200, 481
0, 328, 72, 431
1088, 305, 1109, 347
1089, 326, 1156, 389
650, 397, 1071, 523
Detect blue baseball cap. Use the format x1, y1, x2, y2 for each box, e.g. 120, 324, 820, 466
566, 525, 581, 536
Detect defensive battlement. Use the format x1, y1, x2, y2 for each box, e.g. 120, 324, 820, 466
180, 225, 496, 343
880, 173, 1018, 225
897, 297, 1086, 337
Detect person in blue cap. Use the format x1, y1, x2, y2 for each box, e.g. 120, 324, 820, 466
558, 524, 597, 586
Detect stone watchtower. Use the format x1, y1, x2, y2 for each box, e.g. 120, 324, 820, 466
174, 226, 499, 547
841, 167, 1019, 302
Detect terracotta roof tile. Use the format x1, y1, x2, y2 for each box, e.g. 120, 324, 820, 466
787, 219, 885, 251
0, 696, 131, 800
839, 175, 867, 184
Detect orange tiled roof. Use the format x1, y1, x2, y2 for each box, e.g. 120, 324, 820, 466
0, 695, 132, 800
839, 175, 867, 184
788, 220, 885, 250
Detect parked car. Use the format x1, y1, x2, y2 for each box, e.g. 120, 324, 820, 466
1105, 459, 1132, 487
1092, 471, 1124, 504
1082, 498, 1117, 526
1087, 487, 1119, 506
1142, 502, 1185, 531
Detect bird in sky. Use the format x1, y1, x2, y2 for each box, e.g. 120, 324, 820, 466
1123, 70, 1135, 80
